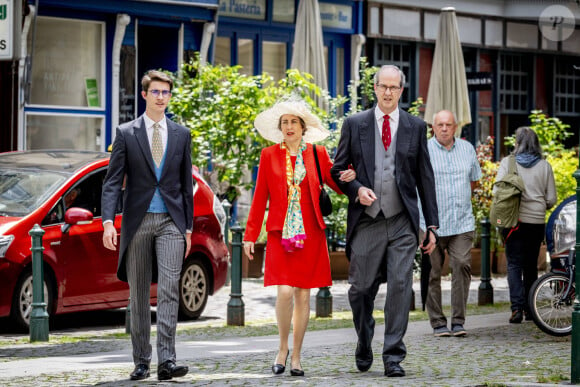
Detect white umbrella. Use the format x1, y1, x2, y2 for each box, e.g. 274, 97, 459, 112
290, 0, 328, 93
424, 7, 471, 135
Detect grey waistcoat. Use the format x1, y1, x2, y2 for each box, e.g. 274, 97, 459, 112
365, 120, 404, 219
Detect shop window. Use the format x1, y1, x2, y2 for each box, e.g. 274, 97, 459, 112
457, 16, 481, 45
374, 42, 412, 107
336, 47, 344, 116
27, 17, 104, 108
563, 29, 580, 54
369, 6, 380, 36
238, 39, 254, 76
506, 22, 538, 49
262, 41, 286, 81
485, 20, 503, 47
26, 115, 103, 151
499, 54, 530, 114
120, 46, 136, 124
215, 37, 231, 66
554, 59, 580, 116
273, 0, 294, 23
424, 12, 439, 41
382, 8, 420, 39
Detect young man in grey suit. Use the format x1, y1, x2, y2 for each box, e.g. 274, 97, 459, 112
101, 70, 193, 381
331, 65, 439, 377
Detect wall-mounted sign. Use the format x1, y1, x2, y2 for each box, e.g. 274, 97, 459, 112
319, 3, 351, 30
218, 0, 266, 20
467, 72, 493, 91
0, 0, 21, 60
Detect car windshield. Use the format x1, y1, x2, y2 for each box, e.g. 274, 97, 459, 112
0, 169, 67, 216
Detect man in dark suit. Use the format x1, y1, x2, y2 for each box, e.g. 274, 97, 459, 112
101, 70, 193, 381
331, 65, 439, 377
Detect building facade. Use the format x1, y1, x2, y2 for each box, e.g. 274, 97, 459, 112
364, 0, 580, 157
0, 0, 218, 152
1, 0, 578, 160
214, 0, 363, 109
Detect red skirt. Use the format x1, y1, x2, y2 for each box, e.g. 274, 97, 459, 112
263, 187, 332, 289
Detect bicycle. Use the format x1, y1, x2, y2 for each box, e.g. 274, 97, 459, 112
527, 195, 576, 337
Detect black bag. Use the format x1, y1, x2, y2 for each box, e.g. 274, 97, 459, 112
313, 145, 332, 216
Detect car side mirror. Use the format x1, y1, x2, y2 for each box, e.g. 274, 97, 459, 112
61, 208, 94, 233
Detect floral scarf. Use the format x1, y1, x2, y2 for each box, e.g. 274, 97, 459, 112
280, 140, 307, 252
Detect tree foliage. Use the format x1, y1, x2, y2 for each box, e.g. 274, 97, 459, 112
169, 56, 346, 197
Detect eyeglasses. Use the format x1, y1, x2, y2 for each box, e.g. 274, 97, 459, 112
376, 84, 401, 94
149, 89, 171, 98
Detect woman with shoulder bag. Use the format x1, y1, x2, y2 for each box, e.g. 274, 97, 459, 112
495, 127, 557, 324
243, 97, 354, 376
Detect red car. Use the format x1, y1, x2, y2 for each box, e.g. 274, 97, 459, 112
0, 150, 229, 330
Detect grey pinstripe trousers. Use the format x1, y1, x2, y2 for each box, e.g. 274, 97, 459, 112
126, 212, 185, 366
348, 212, 417, 365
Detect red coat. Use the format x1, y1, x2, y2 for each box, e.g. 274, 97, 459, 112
244, 143, 341, 242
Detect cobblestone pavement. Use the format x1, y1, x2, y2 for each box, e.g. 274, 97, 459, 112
0, 277, 573, 386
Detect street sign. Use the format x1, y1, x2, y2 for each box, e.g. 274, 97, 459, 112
466, 72, 493, 91
0, 0, 22, 61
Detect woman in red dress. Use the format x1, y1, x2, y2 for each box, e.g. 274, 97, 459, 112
243, 98, 354, 376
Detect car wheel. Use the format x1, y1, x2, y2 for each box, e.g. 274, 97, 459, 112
11, 268, 52, 331
179, 258, 209, 320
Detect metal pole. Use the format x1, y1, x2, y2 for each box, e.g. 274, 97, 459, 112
227, 224, 245, 326
316, 222, 333, 317
571, 168, 580, 383
478, 218, 493, 305
315, 287, 332, 317
29, 224, 49, 342
222, 199, 232, 286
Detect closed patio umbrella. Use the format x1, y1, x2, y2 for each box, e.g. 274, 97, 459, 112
424, 7, 471, 135
290, 0, 328, 94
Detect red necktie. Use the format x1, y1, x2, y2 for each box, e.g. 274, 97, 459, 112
382, 114, 391, 151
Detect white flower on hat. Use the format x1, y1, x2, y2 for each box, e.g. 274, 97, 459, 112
254, 97, 330, 143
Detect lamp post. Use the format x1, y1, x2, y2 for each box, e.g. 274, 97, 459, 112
227, 224, 245, 326
316, 221, 333, 318
29, 224, 49, 342
478, 218, 493, 305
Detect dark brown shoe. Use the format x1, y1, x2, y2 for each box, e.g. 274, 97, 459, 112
157, 360, 188, 380
130, 363, 150, 380
509, 310, 523, 324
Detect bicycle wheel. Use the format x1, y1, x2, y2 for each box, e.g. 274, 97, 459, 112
528, 272, 574, 336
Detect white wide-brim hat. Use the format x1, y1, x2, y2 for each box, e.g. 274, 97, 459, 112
254, 100, 330, 143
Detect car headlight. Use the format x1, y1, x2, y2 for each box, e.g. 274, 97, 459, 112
213, 196, 227, 240
0, 235, 15, 258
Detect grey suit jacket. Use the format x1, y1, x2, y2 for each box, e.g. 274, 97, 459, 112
101, 115, 194, 282
330, 107, 438, 259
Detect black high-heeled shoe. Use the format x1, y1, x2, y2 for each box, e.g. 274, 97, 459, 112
290, 368, 304, 377
290, 361, 304, 377
271, 350, 289, 375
